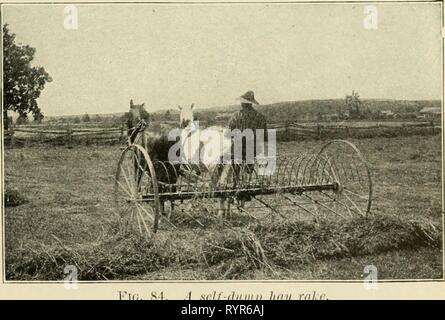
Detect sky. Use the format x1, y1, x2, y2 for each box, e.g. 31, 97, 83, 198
3, 3, 443, 116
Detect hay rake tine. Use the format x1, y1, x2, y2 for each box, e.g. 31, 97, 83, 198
282, 193, 320, 221
160, 215, 178, 229
343, 188, 369, 200
253, 195, 277, 212
139, 198, 177, 229
302, 193, 346, 219
237, 205, 259, 221
342, 192, 366, 217
183, 209, 205, 227
318, 190, 357, 217
253, 195, 290, 222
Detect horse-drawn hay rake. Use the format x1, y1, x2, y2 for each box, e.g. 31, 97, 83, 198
114, 121, 372, 236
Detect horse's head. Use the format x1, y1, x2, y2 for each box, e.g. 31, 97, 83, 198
178, 103, 194, 128
129, 99, 146, 124
127, 99, 150, 143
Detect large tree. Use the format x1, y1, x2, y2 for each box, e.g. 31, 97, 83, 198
345, 90, 362, 119
3, 24, 52, 129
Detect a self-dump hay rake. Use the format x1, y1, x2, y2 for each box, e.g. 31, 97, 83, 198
114, 121, 372, 236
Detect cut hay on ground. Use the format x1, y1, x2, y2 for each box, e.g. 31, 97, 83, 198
253, 214, 442, 268
5, 214, 442, 280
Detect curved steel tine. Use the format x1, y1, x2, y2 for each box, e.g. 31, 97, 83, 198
249, 164, 259, 188
302, 153, 318, 185
258, 160, 266, 187
349, 151, 364, 186
279, 158, 291, 186
225, 165, 235, 191
216, 164, 225, 193
201, 161, 212, 194
194, 161, 203, 177
287, 154, 301, 186
271, 158, 280, 187
199, 162, 211, 197
239, 163, 247, 189
294, 151, 310, 186
165, 161, 179, 192
278, 158, 291, 186
186, 165, 194, 193
218, 164, 227, 192
156, 160, 170, 185
317, 148, 333, 184
208, 164, 218, 192
318, 153, 333, 185
294, 151, 309, 187
310, 154, 324, 185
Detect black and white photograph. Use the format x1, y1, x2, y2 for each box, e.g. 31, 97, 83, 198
0, 1, 443, 292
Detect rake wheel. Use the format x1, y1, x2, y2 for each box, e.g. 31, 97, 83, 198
114, 144, 160, 235
307, 139, 373, 219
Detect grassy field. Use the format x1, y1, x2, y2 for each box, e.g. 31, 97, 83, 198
3, 134, 443, 280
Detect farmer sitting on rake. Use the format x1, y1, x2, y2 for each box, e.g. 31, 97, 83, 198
228, 90, 268, 203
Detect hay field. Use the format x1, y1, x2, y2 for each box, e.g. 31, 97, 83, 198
3, 134, 443, 280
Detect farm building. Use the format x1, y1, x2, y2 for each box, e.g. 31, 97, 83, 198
419, 107, 441, 119
379, 110, 396, 119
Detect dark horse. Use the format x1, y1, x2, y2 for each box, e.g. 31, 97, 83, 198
126, 100, 179, 216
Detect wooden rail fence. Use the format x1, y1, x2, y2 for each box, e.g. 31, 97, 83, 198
2, 120, 441, 146
3, 125, 126, 146
271, 121, 441, 141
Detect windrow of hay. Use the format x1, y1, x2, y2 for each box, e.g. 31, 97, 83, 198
201, 228, 274, 279
6, 232, 200, 280
6, 214, 442, 280
252, 214, 442, 268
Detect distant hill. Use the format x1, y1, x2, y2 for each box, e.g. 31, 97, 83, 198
190, 99, 442, 124
44, 99, 441, 125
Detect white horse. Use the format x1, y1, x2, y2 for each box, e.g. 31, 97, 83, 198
177, 103, 235, 216
178, 104, 232, 167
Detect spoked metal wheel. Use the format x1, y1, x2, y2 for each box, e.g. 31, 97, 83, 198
305, 140, 373, 219
114, 144, 160, 236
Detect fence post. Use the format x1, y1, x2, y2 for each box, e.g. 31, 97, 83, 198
284, 121, 290, 141
67, 126, 73, 145
317, 125, 322, 140
430, 121, 435, 135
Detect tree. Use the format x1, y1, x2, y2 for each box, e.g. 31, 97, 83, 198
94, 114, 102, 122
164, 110, 172, 121
82, 113, 90, 122
345, 90, 362, 120
33, 111, 44, 124
3, 24, 52, 130
16, 114, 28, 125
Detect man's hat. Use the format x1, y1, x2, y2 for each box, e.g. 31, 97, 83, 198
237, 90, 259, 105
